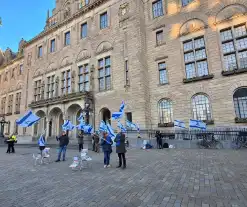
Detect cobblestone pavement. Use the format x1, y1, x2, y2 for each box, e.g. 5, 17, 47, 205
0, 147, 247, 207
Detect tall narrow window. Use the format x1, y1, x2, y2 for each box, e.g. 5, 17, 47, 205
47, 75, 55, 98
192, 94, 212, 121
100, 12, 108, 29
81, 23, 87, 38
34, 80, 42, 101
19, 64, 23, 75
64, 31, 70, 46
7, 94, 13, 114
183, 37, 208, 79
98, 57, 111, 91
78, 64, 89, 92
152, 0, 163, 18
125, 60, 129, 86
50, 39, 56, 53
158, 99, 173, 124
158, 62, 168, 84
234, 88, 247, 119
38, 46, 42, 58
126, 112, 132, 122
1, 97, 6, 115
61, 70, 71, 95
11, 68, 15, 78
220, 25, 247, 71
182, 0, 194, 7
5, 72, 8, 82
15, 92, 21, 113
156, 30, 163, 46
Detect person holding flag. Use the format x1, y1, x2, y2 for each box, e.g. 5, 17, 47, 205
38, 134, 46, 155
114, 128, 127, 169
101, 131, 113, 168
56, 131, 69, 162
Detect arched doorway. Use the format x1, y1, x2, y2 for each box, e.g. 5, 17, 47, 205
100, 108, 111, 124
67, 104, 83, 138
49, 107, 63, 138
34, 110, 46, 137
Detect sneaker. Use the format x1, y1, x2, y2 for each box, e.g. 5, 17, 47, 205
107, 165, 111, 168
55, 160, 60, 162
104, 165, 107, 168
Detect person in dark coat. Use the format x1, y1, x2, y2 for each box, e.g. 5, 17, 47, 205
56, 131, 69, 162
78, 130, 84, 152
92, 131, 100, 153
101, 132, 113, 168
155, 131, 162, 149
114, 129, 127, 169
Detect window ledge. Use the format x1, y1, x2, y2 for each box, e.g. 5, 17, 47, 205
14, 111, 20, 115
155, 42, 166, 47
5, 113, 12, 116
158, 83, 168, 86
222, 68, 247, 76
203, 120, 214, 125
235, 117, 247, 123
183, 74, 214, 84
158, 122, 174, 127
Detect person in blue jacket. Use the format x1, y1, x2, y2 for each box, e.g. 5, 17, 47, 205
101, 131, 113, 168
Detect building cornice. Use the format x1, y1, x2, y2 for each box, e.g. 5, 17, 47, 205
24, 0, 109, 48
0, 55, 24, 71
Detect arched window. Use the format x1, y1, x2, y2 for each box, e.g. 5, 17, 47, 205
158, 99, 173, 124
233, 88, 247, 118
192, 94, 212, 121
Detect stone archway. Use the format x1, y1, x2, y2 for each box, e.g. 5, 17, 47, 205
67, 104, 83, 138
48, 107, 63, 138
100, 108, 111, 124
34, 110, 46, 137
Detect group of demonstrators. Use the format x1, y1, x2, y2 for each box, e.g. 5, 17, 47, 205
11, 101, 139, 169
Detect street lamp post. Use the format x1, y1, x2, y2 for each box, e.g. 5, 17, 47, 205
0, 117, 9, 139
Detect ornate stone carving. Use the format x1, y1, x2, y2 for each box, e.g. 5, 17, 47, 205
95, 41, 113, 55
119, 3, 129, 17
180, 19, 206, 36
71, 71, 76, 93
27, 53, 32, 66
64, 7, 71, 19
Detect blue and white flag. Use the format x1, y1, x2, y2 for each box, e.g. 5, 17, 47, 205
111, 112, 123, 120
126, 120, 137, 129
16, 110, 40, 127
189, 119, 206, 130
83, 125, 94, 134
117, 121, 127, 133
77, 113, 85, 124
62, 120, 75, 131
174, 120, 186, 129
119, 101, 125, 113
106, 122, 116, 138
38, 135, 45, 147
99, 120, 107, 132
76, 122, 85, 130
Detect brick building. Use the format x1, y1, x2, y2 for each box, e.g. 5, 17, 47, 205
0, 0, 247, 140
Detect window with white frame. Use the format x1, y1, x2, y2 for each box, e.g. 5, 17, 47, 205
15, 92, 21, 113
158, 62, 168, 84
81, 23, 87, 38
183, 36, 208, 79
61, 70, 71, 94
7, 94, 13, 114
152, 0, 163, 18
156, 30, 163, 46
78, 64, 89, 92
158, 99, 173, 124
34, 80, 42, 101
98, 57, 111, 91
47, 75, 55, 98
50, 39, 56, 53
38, 46, 42, 58
233, 88, 247, 119
220, 24, 247, 71
64, 31, 70, 46
192, 94, 212, 121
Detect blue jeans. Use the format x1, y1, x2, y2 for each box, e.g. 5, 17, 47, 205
104, 151, 111, 165
58, 145, 67, 161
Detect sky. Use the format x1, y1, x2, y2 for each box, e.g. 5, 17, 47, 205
0, 1, 55, 52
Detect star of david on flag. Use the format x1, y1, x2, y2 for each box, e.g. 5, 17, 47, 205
174, 120, 186, 129
16, 110, 40, 127
189, 119, 206, 130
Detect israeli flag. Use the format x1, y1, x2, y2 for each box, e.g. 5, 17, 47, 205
119, 101, 125, 113
99, 120, 107, 132
77, 113, 85, 124
38, 135, 45, 146
174, 120, 186, 129
16, 110, 40, 127
117, 121, 127, 133
62, 120, 75, 131
106, 123, 116, 138
111, 112, 123, 120
189, 119, 206, 130
76, 122, 85, 131
83, 125, 94, 134
126, 120, 137, 129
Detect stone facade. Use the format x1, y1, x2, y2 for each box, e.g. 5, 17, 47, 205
1, 0, 247, 140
